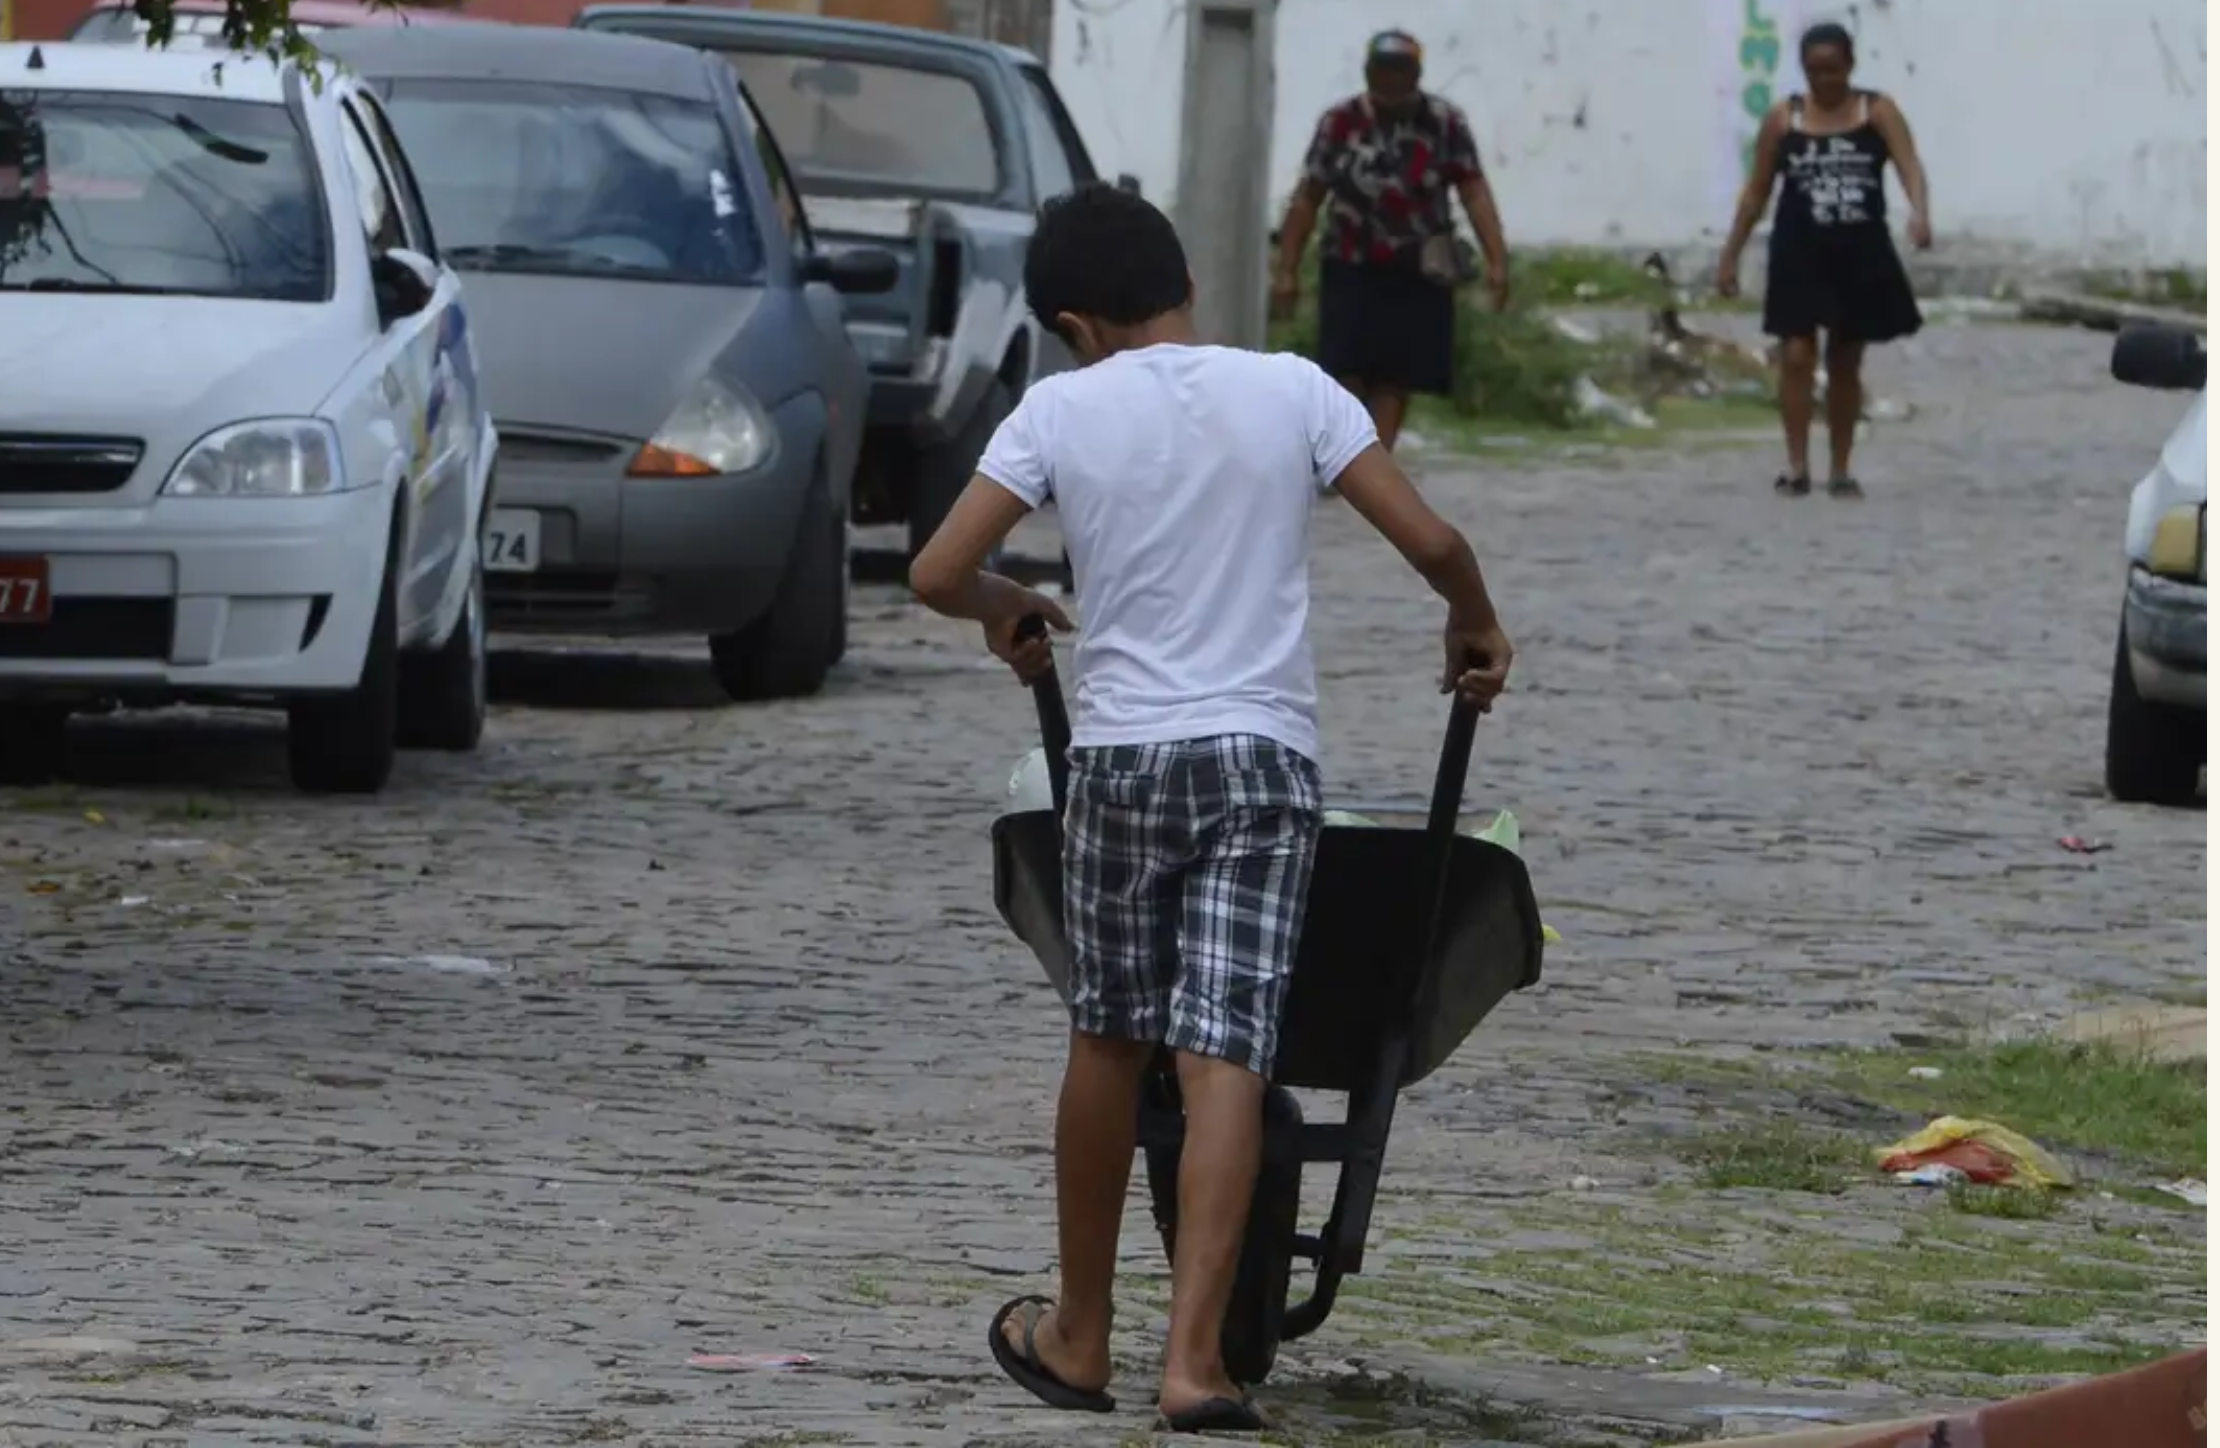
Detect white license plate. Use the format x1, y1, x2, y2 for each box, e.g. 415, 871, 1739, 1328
483, 509, 542, 574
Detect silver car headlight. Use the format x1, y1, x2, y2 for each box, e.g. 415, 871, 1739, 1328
162, 418, 350, 498
626, 376, 774, 478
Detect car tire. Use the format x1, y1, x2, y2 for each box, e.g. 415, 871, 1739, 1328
2104, 619, 2204, 807
397, 554, 487, 752
908, 378, 1013, 561
0, 704, 70, 786
708, 475, 843, 703
288, 529, 401, 795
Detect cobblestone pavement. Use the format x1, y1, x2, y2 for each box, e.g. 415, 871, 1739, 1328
0, 317, 2205, 1447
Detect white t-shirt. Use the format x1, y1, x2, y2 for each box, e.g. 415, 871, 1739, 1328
976, 343, 1377, 763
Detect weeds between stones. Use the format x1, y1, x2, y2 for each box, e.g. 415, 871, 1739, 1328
1337, 1192, 2198, 1392
1685, 1118, 1870, 1193
1281, 1036, 2205, 1393
1820, 1039, 2205, 1182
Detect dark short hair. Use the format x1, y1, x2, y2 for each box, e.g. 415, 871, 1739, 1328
1024, 181, 1189, 339
1365, 29, 1423, 67
1800, 20, 1854, 60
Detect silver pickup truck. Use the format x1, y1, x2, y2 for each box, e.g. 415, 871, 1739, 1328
574, 5, 1132, 561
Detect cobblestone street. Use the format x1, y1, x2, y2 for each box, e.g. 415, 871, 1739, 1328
0, 317, 2205, 1446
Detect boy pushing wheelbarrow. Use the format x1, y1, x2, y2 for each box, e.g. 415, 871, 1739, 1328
909, 181, 1514, 1432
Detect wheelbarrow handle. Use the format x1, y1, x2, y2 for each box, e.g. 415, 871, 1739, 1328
1016, 614, 1072, 819
1404, 673, 1489, 1050
1423, 692, 1484, 847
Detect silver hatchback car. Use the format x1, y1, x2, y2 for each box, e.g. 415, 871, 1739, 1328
322, 24, 897, 701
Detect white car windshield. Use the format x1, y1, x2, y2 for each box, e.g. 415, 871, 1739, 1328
375, 78, 765, 287
723, 50, 1002, 200
0, 89, 331, 300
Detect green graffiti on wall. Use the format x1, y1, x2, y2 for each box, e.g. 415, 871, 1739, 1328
1738, 0, 1780, 172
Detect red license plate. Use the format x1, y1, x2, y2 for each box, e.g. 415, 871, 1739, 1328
0, 559, 52, 623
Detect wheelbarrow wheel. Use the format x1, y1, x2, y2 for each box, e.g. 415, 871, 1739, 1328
1141, 1085, 1304, 1387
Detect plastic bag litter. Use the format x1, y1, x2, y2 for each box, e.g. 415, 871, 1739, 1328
1008, 752, 1559, 942
1876, 1116, 2074, 1190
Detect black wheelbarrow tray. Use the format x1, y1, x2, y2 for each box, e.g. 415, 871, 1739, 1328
989, 636, 1546, 1387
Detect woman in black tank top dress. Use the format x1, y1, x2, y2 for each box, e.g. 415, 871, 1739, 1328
1716, 22, 1933, 497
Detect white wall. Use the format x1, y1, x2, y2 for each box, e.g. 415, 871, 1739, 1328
1051, 0, 2209, 267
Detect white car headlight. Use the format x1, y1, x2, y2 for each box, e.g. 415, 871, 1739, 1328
162, 419, 349, 498
627, 376, 774, 478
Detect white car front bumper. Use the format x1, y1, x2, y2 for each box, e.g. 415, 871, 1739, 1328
0, 489, 389, 700
2124, 566, 2207, 709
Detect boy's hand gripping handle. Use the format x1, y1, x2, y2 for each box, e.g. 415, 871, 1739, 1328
1017, 614, 1072, 819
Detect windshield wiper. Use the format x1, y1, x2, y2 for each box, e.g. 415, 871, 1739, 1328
444, 243, 586, 266
2, 277, 173, 294
170, 113, 270, 166
445, 244, 682, 280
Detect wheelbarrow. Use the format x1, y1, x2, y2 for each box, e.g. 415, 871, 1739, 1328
989, 626, 1546, 1386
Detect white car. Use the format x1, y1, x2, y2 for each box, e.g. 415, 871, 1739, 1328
2106, 322, 2206, 808
0, 41, 495, 794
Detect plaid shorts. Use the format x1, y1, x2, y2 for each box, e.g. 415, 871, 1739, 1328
1062, 733, 1325, 1078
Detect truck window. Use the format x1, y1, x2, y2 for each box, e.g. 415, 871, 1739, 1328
719, 49, 1005, 200
1017, 66, 1098, 190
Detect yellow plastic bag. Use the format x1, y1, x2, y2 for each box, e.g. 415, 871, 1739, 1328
1876, 1116, 2074, 1190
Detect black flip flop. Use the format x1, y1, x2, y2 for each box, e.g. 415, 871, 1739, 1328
987, 1295, 1114, 1414
1160, 1395, 1268, 1433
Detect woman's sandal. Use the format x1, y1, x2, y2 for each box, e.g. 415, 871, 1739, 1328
1774, 472, 1812, 496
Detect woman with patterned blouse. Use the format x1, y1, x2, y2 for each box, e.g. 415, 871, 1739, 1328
1271, 29, 1510, 451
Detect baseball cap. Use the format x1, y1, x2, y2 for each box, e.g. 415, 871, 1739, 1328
1366, 29, 1424, 66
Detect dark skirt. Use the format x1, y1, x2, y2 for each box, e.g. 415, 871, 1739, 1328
1315, 258, 1456, 394
1763, 225, 1924, 343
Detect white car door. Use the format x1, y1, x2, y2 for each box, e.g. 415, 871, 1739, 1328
330, 87, 469, 649
351, 89, 486, 642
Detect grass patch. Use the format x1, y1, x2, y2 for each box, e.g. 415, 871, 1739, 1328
1947, 1181, 2063, 1220
1624, 1036, 2205, 1188
1518, 247, 1669, 306
1267, 239, 1776, 446
1270, 236, 1598, 432
1341, 1196, 2200, 1391
1270, 286, 1592, 432
2075, 267, 2207, 315
1685, 1119, 1867, 1193
1822, 1039, 2205, 1180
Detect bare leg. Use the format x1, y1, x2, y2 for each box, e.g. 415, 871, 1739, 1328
1158, 1050, 1266, 1415
1776, 335, 1818, 486
1366, 388, 1411, 451
1002, 1031, 1154, 1392
1822, 335, 1866, 489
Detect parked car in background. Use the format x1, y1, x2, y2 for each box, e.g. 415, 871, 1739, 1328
0, 41, 495, 793
2105, 322, 2206, 807
320, 24, 897, 702
67, 0, 464, 45
573, 5, 1131, 560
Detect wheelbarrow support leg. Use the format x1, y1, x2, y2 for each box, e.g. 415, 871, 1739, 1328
1280, 1040, 1404, 1341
